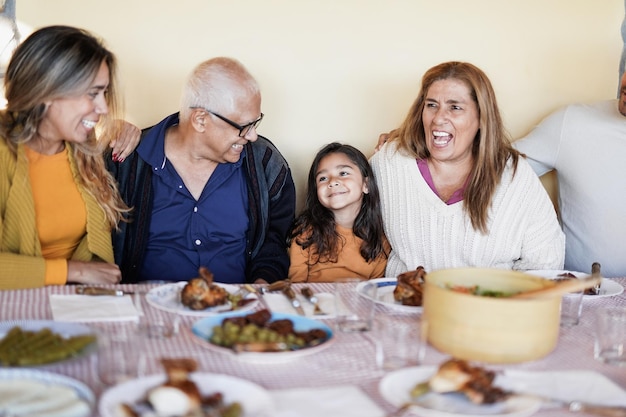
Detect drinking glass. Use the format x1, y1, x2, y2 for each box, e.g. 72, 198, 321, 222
334, 279, 376, 332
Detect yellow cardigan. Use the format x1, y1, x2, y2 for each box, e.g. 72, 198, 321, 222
0, 139, 114, 289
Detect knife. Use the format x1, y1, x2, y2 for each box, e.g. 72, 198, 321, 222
75, 286, 132, 296
392, 392, 626, 417
301, 287, 325, 315
242, 284, 271, 311
406, 384, 626, 417
262, 279, 291, 293
550, 399, 626, 417
282, 285, 305, 316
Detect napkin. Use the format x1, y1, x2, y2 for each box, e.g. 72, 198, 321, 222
49, 294, 140, 322
263, 292, 344, 318
271, 385, 384, 417
499, 370, 626, 407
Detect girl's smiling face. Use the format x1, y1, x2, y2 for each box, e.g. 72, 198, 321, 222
422, 78, 479, 165
315, 152, 369, 220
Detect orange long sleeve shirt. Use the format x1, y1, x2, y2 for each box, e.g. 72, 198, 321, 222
26, 146, 86, 284
288, 224, 390, 283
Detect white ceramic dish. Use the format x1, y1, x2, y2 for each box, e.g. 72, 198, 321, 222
379, 366, 542, 417
145, 281, 258, 316
356, 278, 422, 313
190, 312, 334, 363
0, 320, 97, 367
0, 368, 95, 417
524, 270, 624, 298
99, 372, 275, 417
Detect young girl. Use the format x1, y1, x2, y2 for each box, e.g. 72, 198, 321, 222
288, 142, 390, 282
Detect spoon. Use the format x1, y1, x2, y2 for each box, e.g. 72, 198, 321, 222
511, 269, 601, 300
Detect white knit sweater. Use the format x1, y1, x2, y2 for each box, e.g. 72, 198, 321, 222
370, 142, 565, 277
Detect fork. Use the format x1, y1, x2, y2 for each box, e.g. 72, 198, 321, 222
301, 287, 326, 315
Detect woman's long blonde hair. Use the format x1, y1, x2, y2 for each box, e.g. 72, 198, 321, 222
0, 25, 129, 229
391, 61, 521, 233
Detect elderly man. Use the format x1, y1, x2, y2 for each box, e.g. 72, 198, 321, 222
512, 72, 626, 277
109, 57, 295, 284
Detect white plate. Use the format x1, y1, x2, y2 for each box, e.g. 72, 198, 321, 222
190, 312, 334, 363
0, 320, 97, 367
0, 368, 95, 417
145, 281, 259, 316
379, 366, 542, 417
524, 270, 624, 298
356, 278, 422, 313
99, 372, 275, 417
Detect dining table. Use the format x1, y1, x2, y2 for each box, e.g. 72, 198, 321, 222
0, 277, 625, 417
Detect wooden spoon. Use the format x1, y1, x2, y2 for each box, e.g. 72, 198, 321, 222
511, 267, 601, 299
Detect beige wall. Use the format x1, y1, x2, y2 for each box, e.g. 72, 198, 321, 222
18, 0, 623, 210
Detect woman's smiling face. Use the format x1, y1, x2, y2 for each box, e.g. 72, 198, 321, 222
422, 78, 479, 165
40, 60, 110, 147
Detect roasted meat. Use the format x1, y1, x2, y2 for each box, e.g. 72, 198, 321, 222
147, 358, 202, 416
216, 309, 328, 351
119, 358, 243, 417
180, 267, 229, 310
555, 272, 600, 295
393, 266, 426, 306
268, 319, 295, 336
427, 358, 509, 404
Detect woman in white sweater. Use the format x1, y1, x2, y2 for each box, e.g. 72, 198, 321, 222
370, 61, 564, 277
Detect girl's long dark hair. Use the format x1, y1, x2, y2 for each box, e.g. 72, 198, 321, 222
289, 142, 388, 264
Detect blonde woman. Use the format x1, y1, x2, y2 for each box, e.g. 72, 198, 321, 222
0, 26, 137, 289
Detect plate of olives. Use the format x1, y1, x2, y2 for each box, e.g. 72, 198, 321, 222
189, 309, 334, 363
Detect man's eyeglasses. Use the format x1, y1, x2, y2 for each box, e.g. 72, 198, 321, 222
191, 106, 263, 137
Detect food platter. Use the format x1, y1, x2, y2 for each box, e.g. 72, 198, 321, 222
0, 320, 97, 367
379, 366, 542, 417
524, 270, 624, 298
189, 312, 334, 363
145, 281, 258, 316
0, 368, 94, 417
99, 372, 275, 417
356, 278, 422, 313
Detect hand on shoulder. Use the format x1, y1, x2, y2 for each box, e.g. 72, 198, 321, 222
109, 119, 141, 162
375, 129, 397, 152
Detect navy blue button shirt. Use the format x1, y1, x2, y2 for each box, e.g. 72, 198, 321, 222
136, 114, 249, 283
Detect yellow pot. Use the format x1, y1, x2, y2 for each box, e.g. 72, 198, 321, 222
422, 268, 560, 364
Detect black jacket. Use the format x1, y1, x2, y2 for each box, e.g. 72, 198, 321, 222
107, 115, 296, 284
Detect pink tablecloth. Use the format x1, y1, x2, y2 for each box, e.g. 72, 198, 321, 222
1, 279, 625, 417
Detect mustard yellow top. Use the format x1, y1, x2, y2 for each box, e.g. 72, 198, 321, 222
0, 139, 114, 289
25, 146, 87, 285
288, 224, 390, 283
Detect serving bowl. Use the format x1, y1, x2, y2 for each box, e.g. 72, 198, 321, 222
422, 268, 560, 364
189, 311, 334, 363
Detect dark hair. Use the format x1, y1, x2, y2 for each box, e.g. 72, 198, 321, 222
289, 142, 388, 264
